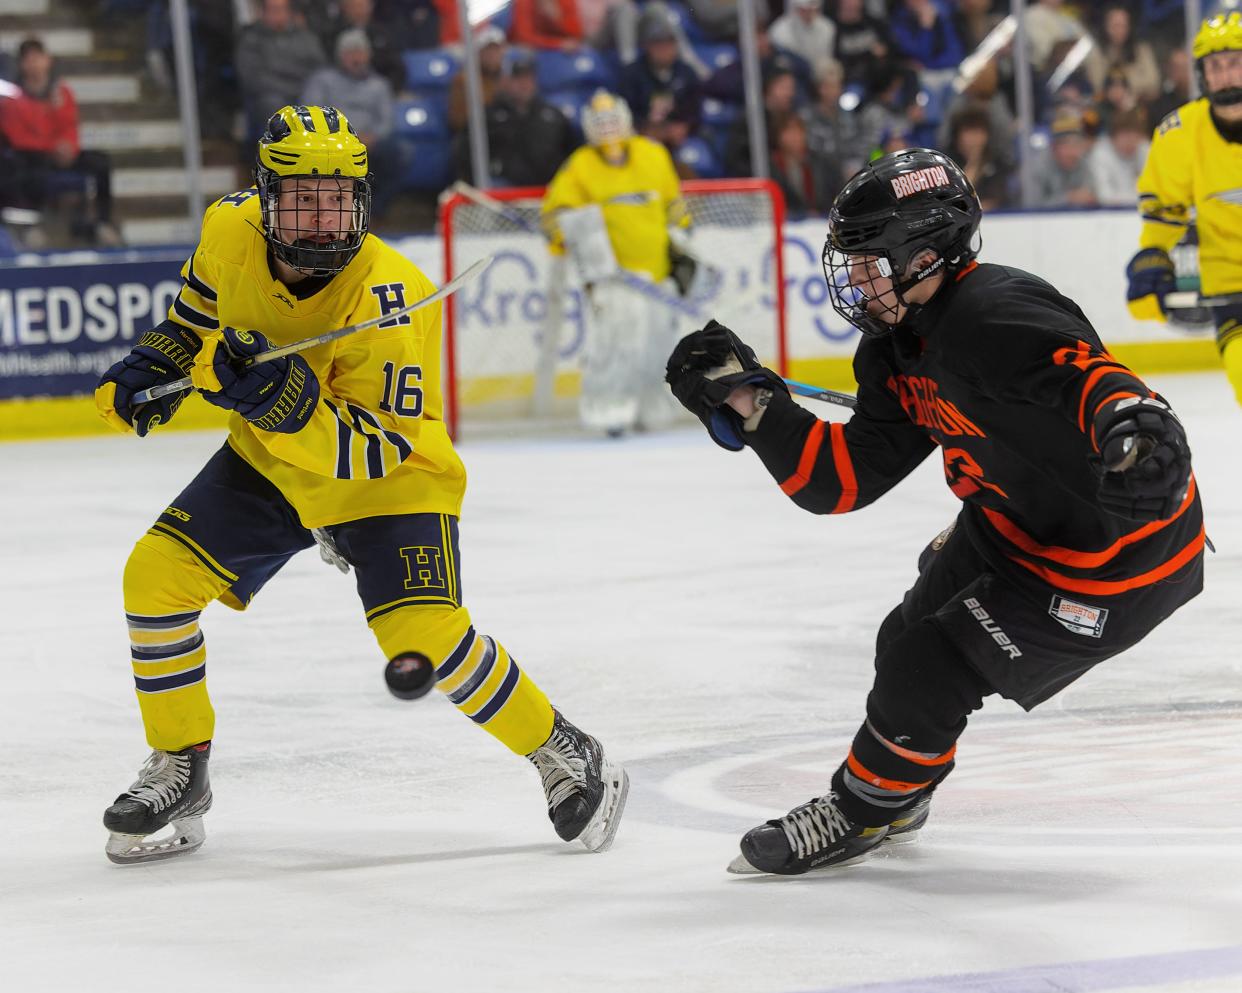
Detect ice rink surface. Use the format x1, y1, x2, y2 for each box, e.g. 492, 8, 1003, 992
2, 371, 1240, 993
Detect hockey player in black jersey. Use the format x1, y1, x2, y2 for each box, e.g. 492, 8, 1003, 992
666, 148, 1204, 876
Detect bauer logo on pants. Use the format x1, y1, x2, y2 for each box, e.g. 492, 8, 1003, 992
1049, 595, 1108, 638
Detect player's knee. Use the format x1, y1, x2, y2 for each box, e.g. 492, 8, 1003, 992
874, 604, 907, 659
123, 531, 222, 615
868, 620, 988, 741
368, 603, 473, 676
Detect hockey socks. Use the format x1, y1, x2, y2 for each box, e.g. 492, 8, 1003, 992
831, 718, 955, 827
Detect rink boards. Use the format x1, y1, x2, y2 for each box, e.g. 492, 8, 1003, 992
0, 208, 1219, 440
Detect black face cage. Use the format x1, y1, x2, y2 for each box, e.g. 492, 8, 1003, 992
256, 170, 372, 277
822, 244, 907, 338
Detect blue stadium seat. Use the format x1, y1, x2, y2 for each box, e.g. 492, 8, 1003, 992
663, 2, 706, 44
535, 48, 616, 93
694, 43, 738, 73
545, 88, 589, 132
395, 96, 449, 138
701, 97, 737, 127
674, 136, 721, 179
403, 141, 454, 191
402, 49, 460, 93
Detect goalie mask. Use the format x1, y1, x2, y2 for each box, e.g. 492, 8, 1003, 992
823, 148, 981, 337
1194, 12, 1242, 108
582, 91, 633, 163
255, 105, 372, 277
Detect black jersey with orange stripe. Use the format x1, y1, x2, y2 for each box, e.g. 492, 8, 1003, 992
746, 262, 1205, 598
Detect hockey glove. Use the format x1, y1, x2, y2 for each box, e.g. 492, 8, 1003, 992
95, 322, 203, 436
665, 319, 788, 451
1125, 248, 1176, 322
1089, 395, 1192, 521
193, 327, 320, 433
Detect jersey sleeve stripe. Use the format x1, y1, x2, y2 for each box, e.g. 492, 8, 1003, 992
171, 294, 219, 331
779, 419, 826, 496
185, 254, 218, 301
1075, 364, 1139, 430
828, 422, 858, 513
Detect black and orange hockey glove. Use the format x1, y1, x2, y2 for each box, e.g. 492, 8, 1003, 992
1090, 395, 1191, 521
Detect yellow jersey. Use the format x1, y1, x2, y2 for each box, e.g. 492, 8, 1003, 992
541, 136, 688, 281
1137, 98, 1242, 295
167, 189, 465, 529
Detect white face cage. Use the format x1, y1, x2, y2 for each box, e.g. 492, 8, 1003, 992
582, 99, 633, 148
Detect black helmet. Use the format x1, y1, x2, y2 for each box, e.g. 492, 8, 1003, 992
823, 147, 981, 337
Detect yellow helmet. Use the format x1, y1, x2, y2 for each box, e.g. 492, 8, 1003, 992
1193, 12, 1242, 108
255, 105, 372, 276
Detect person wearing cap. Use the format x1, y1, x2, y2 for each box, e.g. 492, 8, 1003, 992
301, 28, 402, 219
770, 0, 837, 73
320, 0, 407, 93
462, 47, 577, 187
511, 0, 583, 52
1034, 112, 1098, 208
618, 9, 703, 135
448, 25, 506, 133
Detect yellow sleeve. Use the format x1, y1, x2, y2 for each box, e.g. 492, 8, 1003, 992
249, 269, 441, 481
1136, 111, 1193, 254
541, 152, 590, 255
656, 144, 689, 230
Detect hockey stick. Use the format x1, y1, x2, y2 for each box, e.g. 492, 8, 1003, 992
784, 377, 858, 410
1165, 290, 1242, 310
132, 254, 495, 405
448, 180, 707, 319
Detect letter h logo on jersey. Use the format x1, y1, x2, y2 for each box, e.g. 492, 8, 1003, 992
370, 283, 411, 328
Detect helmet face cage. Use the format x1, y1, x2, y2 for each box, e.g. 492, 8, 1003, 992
582, 92, 633, 148
823, 243, 904, 338
256, 167, 372, 277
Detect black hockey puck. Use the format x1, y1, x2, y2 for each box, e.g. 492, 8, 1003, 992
384, 652, 435, 700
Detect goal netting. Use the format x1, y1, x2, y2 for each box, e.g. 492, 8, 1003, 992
438, 178, 788, 436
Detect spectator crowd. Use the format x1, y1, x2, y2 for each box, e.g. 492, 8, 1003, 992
0, 0, 1204, 249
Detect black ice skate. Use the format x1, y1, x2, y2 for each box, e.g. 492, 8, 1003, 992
728, 793, 889, 875
103, 742, 212, 865
882, 794, 932, 847
527, 711, 628, 853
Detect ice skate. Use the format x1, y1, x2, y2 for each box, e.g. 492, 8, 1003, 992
527, 711, 628, 852
881, 795, 932, 848
103, 742, 212, 865
727, 793, 888, 876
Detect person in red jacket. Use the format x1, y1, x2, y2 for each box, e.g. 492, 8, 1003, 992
0, 37, 120, 246
511, 0, 583, 51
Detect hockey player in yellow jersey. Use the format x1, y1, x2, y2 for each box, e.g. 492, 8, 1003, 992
93, 105, 627, 864
1127, 12, 1242, 406
541, 91, 695, 435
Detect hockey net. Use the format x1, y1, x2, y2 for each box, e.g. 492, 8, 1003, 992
438, 178, 787, 436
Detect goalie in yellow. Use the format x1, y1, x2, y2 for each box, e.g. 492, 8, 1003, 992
1126, 12, 1242, 406
541, 91, 695, 435
93, 105, 627, 864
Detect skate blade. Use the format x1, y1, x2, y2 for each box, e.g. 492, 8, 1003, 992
725, 847, 879, 876
105, 817, 206, 865
578, 760, 629, 853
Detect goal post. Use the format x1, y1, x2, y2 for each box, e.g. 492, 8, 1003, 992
439, 178, 788, 437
